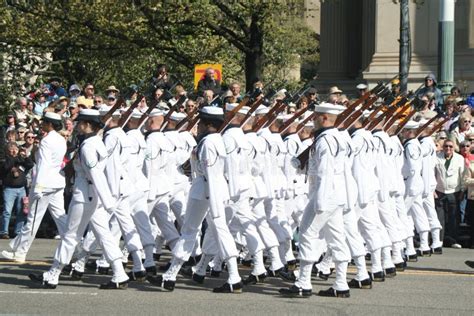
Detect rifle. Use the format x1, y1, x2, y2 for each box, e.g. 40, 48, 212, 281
160, 94, 187, 132
364, 94, 403, 130
101, 98, 125, 123
427, 116, 450, 137
341, 88, 392, 129
217, 89, 261, 133
394, 108, 417, 135
239, 97, 265, 128
279, 107, 308, 134
252, 96, 290, 133
118, 95, 143, 127
414, 114, 441, 138
295, 112, 317, 134
136, 99, 161, 129
382, 100, 410, 131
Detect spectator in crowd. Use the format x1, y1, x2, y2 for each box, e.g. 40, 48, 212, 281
153, 88, 164, 102
3, 112, 17, 135
33, 93, 49, 116
68, 84, 81, 102
459, 140, 474, 166
47, 77, 67, 99
463, 155, 474, 248
417, 73, 444, 110
287, 103, 296, 114
16, 127, 28, 146
67, 103, 80, 120
93, 95, 104, 109
450, 113, 474, 151
327, 93, 339, 104
105, 86, 120, 98
185, 99, 197, 114
413, 93, 438, 121
14, 97, 29, 124
444, 97, 459, 131
150, 64, 173, 92
434, 139, 465, 248
5, 130, 18, 144
450, 86, 461, 98
338, 94, 350, 106
202, 89, 218, 107
356, 83, 368, 97
228, 82, 242, 102
0, 142, 34, 239
328, 86, 343, 97
137, 96, 148, 113
297, 96, 309, 110
391, 78, 401, 96
26, 100, 35, 119
81, 83, 95, 108
197, 67, 221, 96
22, 131, 36, 157
305, 87, 318, 106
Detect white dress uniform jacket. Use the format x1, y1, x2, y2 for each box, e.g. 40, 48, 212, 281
402, 138, 423, 197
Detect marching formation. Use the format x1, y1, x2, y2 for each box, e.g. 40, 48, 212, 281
1, 78, 448, 298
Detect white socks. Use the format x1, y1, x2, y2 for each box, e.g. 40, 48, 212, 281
354, 255, 369, 281
333, 261, 349, 291
252, 250, 267, 276
226, 257, 242, 284
111, 259, 128, 283
143, 245, 155, 268
163, 257, 185, 281
419, 231, 430, 251
382, 247, 395, 269
268, 246, 284, 272
371, 248, 382, 273
431, 228, 442, 249
194, 254, 213, 276
295, 260, 313, 290
131, 250, 145, 272
405, 237, 416, 256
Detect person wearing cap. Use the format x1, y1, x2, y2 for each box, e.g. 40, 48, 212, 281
48, 77, 67, 99
416, 74, 443, 110
279, 103, 351, 298
122, 110, 157, 275
73, 108, 146, 281
256, 108, 295, 271
143, 109, 179, 263
207, 103, 266, 284
33, 93, 50, 116
105, 86, 120, 97
162, 111, 202, 265
434, 139, 465, 249
2, 112, 67, 261
371, 116, 405, 277
391, 79, 401, 96
28, 109, 130, 289
418, 120, 443, 254
68, 84, 81, 102
401, 121, 431, 260
328, 86, 343, 96
148, 106, 243, 293
305, 87, 318, 106
356, 83, 368, 98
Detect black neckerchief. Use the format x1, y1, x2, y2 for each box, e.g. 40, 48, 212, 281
104, 125, 120, 134
283, 132, 297, 140
403, 137, 415, 145
196, 131, 212, 144
418, 135, 430, 141
144, 129, 161, 140
349, 126, 362, 136
313, 126, 333, 140
223, 124, 240, 133
372, 129, 382, 134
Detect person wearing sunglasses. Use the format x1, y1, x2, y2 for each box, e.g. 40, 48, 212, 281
416, 73, 443, 111
434, 139, 466, 249
449, 113, 474, 151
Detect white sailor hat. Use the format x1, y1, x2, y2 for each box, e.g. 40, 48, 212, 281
254, 105, 269, 115
362, 109, 383, 118
304, 121, 314, 128
275, 89, 287, 98
169, 112, 187, 121
149, 109, 164, 117
198, 106, 224, 122
98, 104, 112, 116
130, 110, 143, 119
313, 103, 346, 115
279, 114, 296, 123
76, 109, 102, 124
157, 101, 169, 111
403, 120, 419, 130
225, 103, 248, 115
356, 83, 368, 90
42, 112, 62, 123
418, 118, 434, 128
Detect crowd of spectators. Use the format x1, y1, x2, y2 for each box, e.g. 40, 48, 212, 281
0, 70, 473, 249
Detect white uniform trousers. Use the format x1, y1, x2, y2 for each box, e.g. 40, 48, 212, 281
9, 188, 67, 255
263, 198, 290, 243
149, 194, 180, 249
224, 195, 265, 256
377, 197, 405, 244
343, 207, 367, 258
173, 198, 238, 262
53, 199, 122, 266
264, 197, 294, 263
129, 191, 155, 247
422, 192, 442, 231
405, 194, 430, 233
169, 181, 189, 228
394, 194, 413, 240
355, 201, 387, 252
251, 198, 280, 249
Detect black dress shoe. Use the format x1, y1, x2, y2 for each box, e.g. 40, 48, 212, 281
97, 266, 110, 275
370, 271, 385, 282
70, 269, 83, 281
99, 279, 129, 289
365, 253, 371, 261
348, 278, 372, 289
276, 269, 296, 282
158, 262, 171, 272
385, 267, 397, 278
127, 270, 147, 282
407, 254, 418, 262
181, 266, 205, 283
242, 273, 266, 285
192, 273, 205, 284
147, 275, 175, 291
279, 285, 312, 297
145, 265, 157, 276
318, 287, 350, 298
28, 273, 57, 289
432, 247, 443, 255
240, 259, 252, 267
62, 264, 72, 275
209, 269, 221, 277
395, 261, 407, 272
213, 281, 243, 293
85, 260, 97, 272
153, 253, 161, 261
416, 249, 431, 257
311, 265, 331, 280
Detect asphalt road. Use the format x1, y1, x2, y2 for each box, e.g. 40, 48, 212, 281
0, 239, 473, 316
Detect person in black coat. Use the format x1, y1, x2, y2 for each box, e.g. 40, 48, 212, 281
0, 142, 34, 238
197, 67, 221, 97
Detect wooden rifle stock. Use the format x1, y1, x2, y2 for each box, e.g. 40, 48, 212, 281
340, 93, 381, 129
239, 98, 265, 128
279, 107, 308, 134
160, 95, 187, 132
136, 99, 161, 128
361, 105, 387, 129
427, 116, 450, 136
118, 96, 143, 127
383, 100, 410, 131
365, 95, 404, 130
101, 98, 125, 123
394, 108, 417, 135
295, 111, 317, 134
414, 114, 441, 138
217, 93, 256, 133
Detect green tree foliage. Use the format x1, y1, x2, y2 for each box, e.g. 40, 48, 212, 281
0, 0, 318, 100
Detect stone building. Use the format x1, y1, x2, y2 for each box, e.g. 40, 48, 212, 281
305, 0, 474, 96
